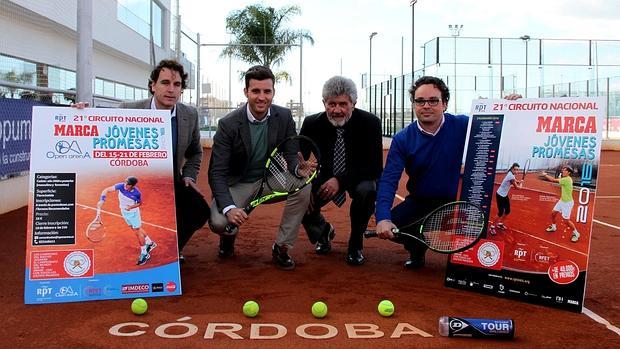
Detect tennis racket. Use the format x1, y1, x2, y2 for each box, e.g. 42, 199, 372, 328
364, 201, 485, 253
224, 135, 321, 235
86, 208, 106, 242
522, 159, 531, 180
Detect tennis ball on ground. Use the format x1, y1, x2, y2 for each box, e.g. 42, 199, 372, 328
243, 300, 260, 317
131, 298, 148, 315
378, 300, 394, 317
312, 301, 328, 318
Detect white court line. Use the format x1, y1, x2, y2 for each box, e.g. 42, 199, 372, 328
76, 203, 176, 232
509, 228, 588, 256
582, 307, 620, 335
593, 219, 620, 230
392, 192, 618, 335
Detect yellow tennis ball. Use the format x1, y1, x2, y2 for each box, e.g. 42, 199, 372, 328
378, 300, 394, 317
312, 301, 328, 318
131, 298, 148, 315
243, 300, 260, 318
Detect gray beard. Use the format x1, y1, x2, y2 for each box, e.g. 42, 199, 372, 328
327, 114, 351, 127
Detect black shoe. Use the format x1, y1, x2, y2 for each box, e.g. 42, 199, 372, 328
272, 244, 295, 270
404, 254, 425, 269
218, 235, 235, 258
315, 224, 335, 255
346, 249, 366, 266
178, 253, 185, 264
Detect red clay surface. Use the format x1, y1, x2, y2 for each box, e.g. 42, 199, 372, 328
1, 149, 619, 348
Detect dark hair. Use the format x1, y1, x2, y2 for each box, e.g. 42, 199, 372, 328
244, 65, 275, 88
563, 166, 574, 174
409, 76, 450, 104
509, 162, 520, 171
148, 59, 188, 94
126, 176, 138, 186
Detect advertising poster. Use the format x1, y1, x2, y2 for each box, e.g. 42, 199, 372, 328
445, 97, 605, 312
24, 107, 181, 304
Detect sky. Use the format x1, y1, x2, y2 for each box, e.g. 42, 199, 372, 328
179, 0, 620, 113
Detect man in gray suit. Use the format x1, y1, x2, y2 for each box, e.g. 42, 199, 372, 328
120, 59, 209, 262
208, 65, 311, 270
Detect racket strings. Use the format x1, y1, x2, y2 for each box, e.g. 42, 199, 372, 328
269, 153, 290, 188
87, 216, 106, 242
88, 222, 103, 231
266, 150, 317, 192
421, 204, 485, 251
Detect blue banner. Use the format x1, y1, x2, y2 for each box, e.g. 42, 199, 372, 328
0, 99, 40, 177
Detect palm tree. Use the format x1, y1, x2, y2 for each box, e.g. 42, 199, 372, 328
222, 4, 314, 82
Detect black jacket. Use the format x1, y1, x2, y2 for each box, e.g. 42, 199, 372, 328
300, 108, 383, 189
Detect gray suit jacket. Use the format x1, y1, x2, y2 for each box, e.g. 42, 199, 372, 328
119, 98, 202, 181
208, 104, 296, 211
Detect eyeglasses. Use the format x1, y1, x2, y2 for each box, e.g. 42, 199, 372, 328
413, 98, 441, 107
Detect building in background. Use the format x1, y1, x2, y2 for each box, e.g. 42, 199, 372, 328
0, 0, 197, 107
0, 0, 201, 214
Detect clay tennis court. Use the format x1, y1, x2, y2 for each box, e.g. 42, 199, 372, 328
1, 148, 618, 348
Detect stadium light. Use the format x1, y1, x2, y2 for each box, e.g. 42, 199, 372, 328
369, 31, 378, 113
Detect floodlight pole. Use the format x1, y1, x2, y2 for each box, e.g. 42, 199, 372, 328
449, 24, 463, 113
520, 35, 531, 97
410, 0, 418, 79
369, 32, 378, 113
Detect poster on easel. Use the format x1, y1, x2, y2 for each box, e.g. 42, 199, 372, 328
445, 97, 605, 312
24, 107, 181, 304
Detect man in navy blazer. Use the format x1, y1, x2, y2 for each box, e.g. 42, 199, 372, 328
208, 65, 311, 270
120, 59, 209, 262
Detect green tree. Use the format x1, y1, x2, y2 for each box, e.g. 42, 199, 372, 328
222, 4, 314, 82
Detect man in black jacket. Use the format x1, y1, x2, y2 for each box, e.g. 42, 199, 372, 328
300, 76, 383, 265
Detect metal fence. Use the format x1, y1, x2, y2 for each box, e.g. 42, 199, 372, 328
368, 74, 620, 140
367, 36, 620, 139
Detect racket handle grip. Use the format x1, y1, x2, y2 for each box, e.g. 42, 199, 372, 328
364, 230, 378, 238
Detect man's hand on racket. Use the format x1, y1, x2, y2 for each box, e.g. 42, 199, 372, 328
318, 177, 340, 201
376, 219, 397, 239
296, 152, 317, 178
226, 207, 248, 227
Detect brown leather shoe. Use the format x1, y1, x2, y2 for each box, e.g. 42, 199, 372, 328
272, 244, 295, 270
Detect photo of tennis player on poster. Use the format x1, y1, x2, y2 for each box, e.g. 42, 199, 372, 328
446, 96, 605, 313
96, 176, 158, 266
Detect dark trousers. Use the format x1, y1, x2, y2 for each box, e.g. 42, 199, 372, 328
390, 197, 450, 257
496, 192, 511, 217
174, 182, 210, 251
302, 180, 376, 251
